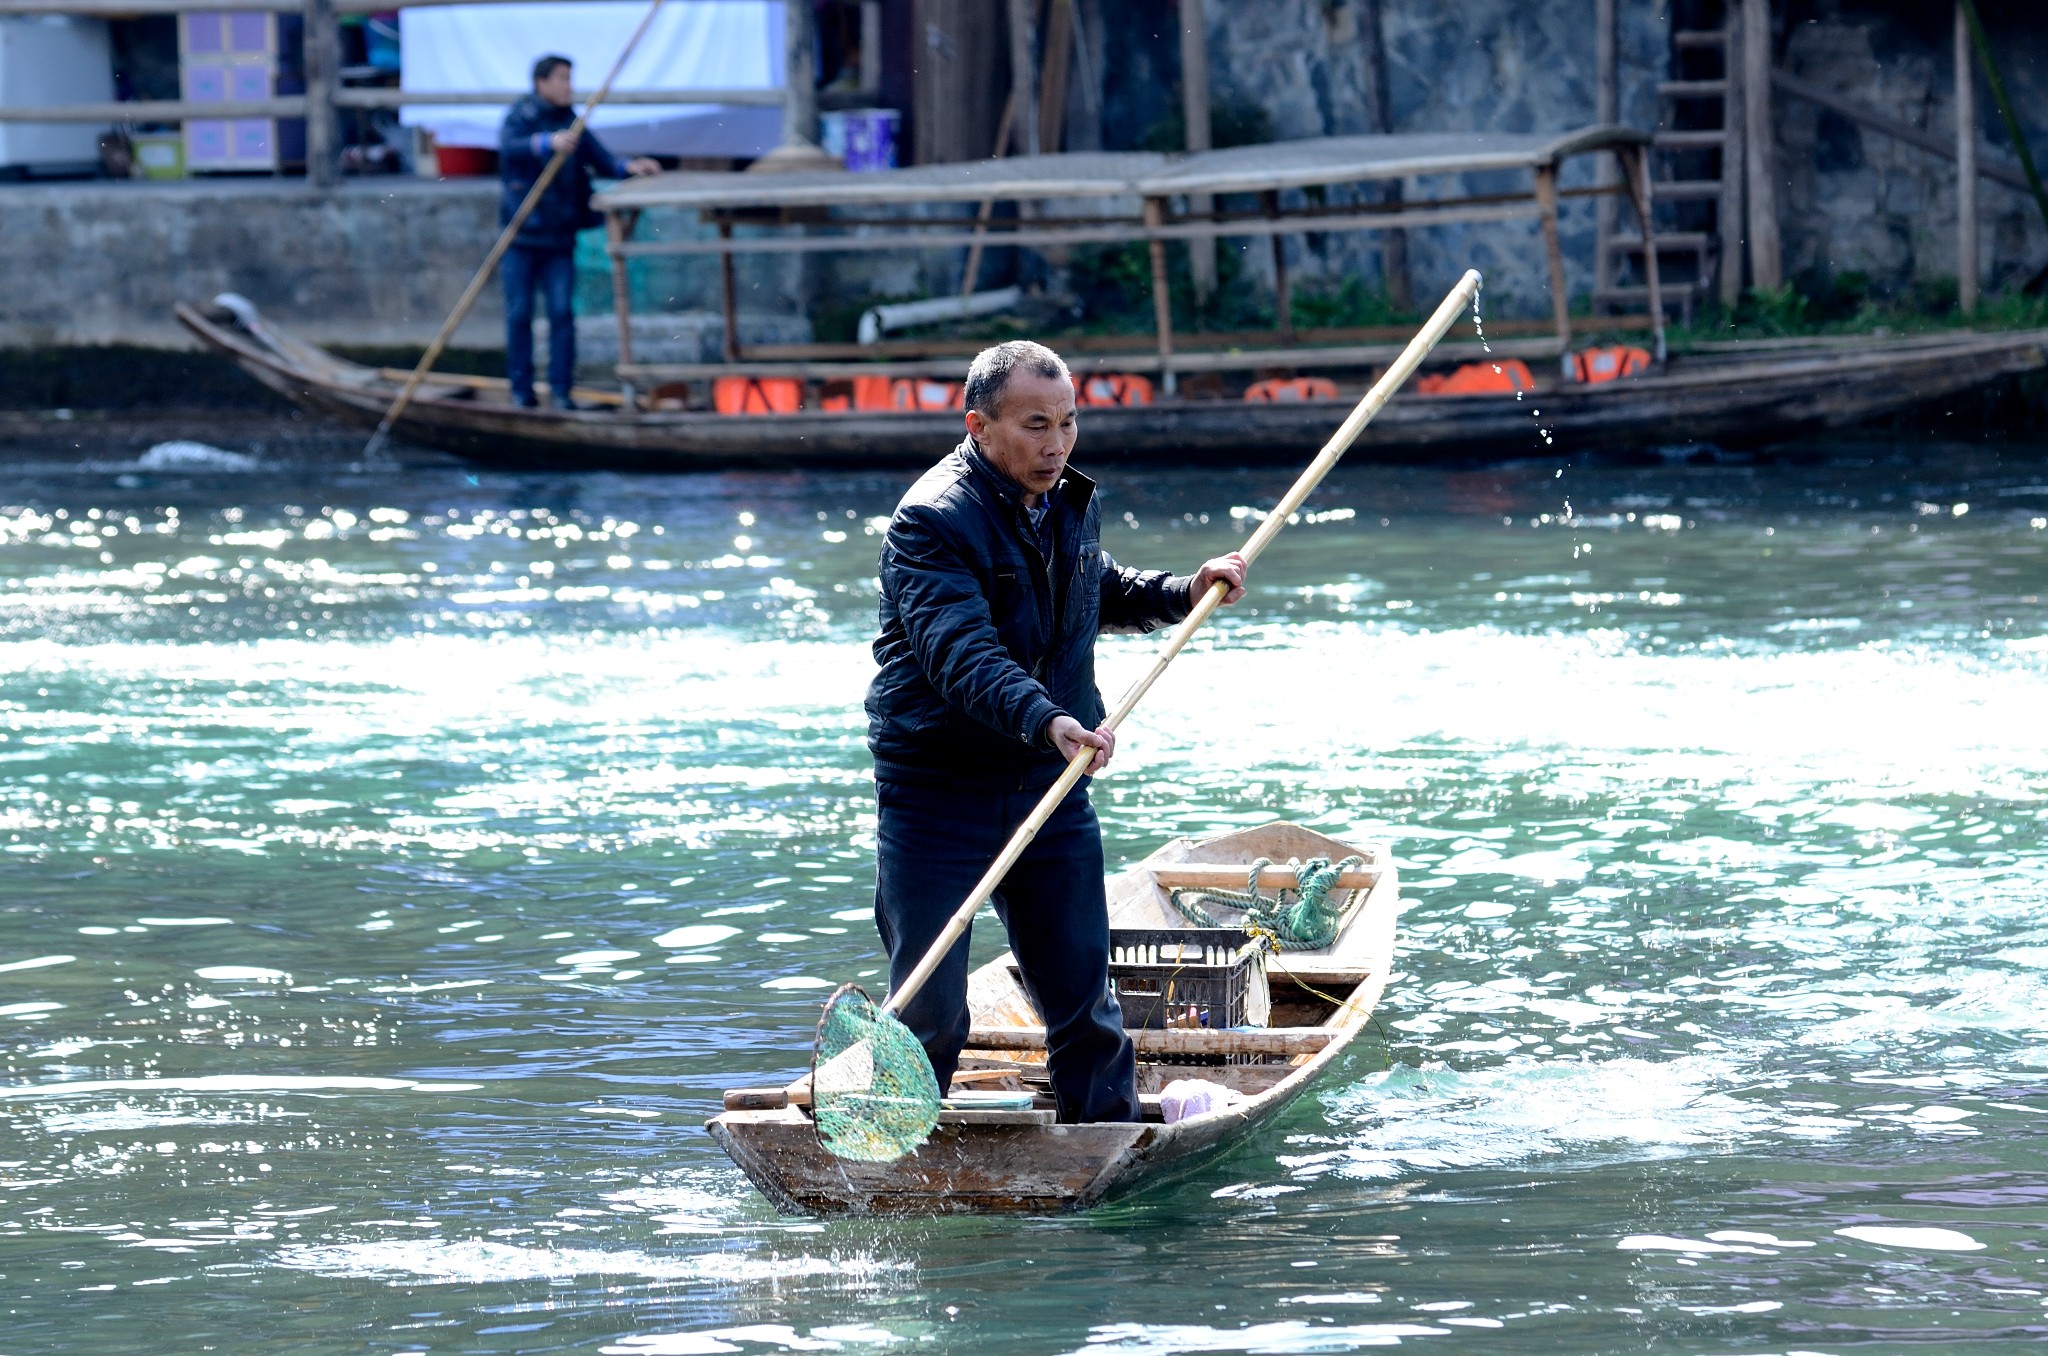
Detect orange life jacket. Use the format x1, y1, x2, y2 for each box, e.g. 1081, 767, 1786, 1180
1242, 376, 1339, 403
1415, 360, 1537, 395
713, 375, 803, 415
1076, 373, 1155, 407
1571, 345, 1653, 383
888, 378, 964, 412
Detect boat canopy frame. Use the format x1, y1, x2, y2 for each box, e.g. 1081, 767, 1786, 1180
592, 125, 1664, 398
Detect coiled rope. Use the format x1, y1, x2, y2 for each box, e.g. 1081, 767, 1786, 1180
1168, 854, 1366, 951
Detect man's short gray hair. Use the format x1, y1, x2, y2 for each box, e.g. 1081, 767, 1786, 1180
964, 340, 1070, 419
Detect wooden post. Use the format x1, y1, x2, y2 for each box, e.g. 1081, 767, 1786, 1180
1359, 0, 1410, 311
1623, 145, 1668, 362
302, 0, 338, 189
606, 209, 639, 402
1179, 0, 1215, 304
859, 0, 882, 95
1593, 0, 1616, 299
1741, 0, 1781, 290
1143, 196, 1176, 396
1006, 0, 1039, 155
718, 219, 741, 363
1955, 1, 1978, 316
1534, 164, 1573, 377
1264, 190, 1293, 343
1719, 5, 1747, 307
1038, 0, 1073, 154
783, 0, 820, 147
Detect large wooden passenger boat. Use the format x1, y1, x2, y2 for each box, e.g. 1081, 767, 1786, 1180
707, 821, 1399, 1217
176, 125, 2046, 469
175, 298, 2048, 469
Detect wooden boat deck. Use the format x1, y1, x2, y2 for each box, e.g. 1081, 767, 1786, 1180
706, 822, 1399, 1217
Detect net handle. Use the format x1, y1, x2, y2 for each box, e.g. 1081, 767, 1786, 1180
879, 268, 1483, 1020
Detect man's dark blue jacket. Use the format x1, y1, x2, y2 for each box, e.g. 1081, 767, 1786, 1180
498, 94, 631, 252
866, 438, 1194, 790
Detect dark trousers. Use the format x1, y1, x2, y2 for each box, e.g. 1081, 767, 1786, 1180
503, 243, 577, 405
874, 777, 1138, 1124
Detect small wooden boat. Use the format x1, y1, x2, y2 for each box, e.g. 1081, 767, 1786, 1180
174, 296, 2047, 471
707, 821, 1399, 1216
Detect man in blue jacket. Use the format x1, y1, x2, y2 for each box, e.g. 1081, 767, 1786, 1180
866, 340, 1248, 1123
498, 55, 660, 409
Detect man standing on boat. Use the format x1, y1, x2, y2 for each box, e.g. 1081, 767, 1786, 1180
497, 55, 661, 409
867, 340, 1249, 1123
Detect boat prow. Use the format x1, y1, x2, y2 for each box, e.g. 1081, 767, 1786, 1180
708, 821, 1399, 1216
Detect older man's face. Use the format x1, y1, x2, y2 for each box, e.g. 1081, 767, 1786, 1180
966, 369, 1077, 502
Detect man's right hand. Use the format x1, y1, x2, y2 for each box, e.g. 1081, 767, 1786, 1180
1047, 714, 1115, 773
550, 129, 581, 155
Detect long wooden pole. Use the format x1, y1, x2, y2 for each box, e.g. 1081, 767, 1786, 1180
1740, 0, 1781, 291
1592, 0, 1616, 300
1143, 196, 1176, 397
959, 88, 1021, 299
1955, 1, 1977, 316
1533, 165, 1572, 377
1719, 6, 1747, 307
362, 0, 665, 458
880, 268, 1484, 1021
1958, 0, 2048, 233
1179, 0, 1215, 304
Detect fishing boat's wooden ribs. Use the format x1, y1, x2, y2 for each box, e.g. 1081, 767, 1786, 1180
1147, 863, 1377, 891
966, 1025, 1339, 1056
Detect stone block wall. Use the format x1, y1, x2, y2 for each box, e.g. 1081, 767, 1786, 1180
1776, 0, 2048, 298
0, 179, 501, 348
1192, 0, 1671, 320
0, 177, 808, 351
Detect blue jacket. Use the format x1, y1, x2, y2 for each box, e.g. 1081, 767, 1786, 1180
498, 93, 630, 252
866, 439, 1194, 789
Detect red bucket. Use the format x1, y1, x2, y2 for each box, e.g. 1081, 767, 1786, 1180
435, 145, 498, 177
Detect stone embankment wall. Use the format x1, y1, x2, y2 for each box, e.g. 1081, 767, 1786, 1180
0, 177, 808, 351
2, 179, 501, 349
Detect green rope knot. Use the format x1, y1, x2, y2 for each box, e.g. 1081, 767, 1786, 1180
1168, 854, 1366, 951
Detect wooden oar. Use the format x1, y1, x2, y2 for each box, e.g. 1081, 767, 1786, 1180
362, 0, 665, 459
877, 268, 1484, 1025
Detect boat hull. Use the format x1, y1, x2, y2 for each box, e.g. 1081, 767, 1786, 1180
706, 822, 1399, 1217
173, 301, 2047, 472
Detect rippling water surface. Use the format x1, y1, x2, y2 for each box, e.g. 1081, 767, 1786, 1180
3, 429, 2048, 1354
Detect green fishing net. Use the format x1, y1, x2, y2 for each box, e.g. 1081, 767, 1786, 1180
811, 983, 942, 1162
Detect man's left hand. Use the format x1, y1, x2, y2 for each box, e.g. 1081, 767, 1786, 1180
1190, 551, 1248, 606
624, 157, 662, 177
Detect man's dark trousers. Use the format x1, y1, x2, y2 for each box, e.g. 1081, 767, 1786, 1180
874, 776, 1138, 1124
503, 243, 576, 405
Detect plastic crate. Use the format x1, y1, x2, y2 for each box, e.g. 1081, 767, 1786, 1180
1107, 927, 1264, 1033
1007, 929, 1270, 1063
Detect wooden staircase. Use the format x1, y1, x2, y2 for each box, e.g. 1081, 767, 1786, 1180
1596, 8, 1746, 320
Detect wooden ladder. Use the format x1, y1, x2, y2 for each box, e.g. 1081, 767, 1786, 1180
1595, 12, 1746, 321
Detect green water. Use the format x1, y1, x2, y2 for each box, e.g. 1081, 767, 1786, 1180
4, 431, 2048, 1354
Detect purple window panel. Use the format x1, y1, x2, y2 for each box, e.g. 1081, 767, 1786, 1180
185, 62, 227, 102
229, 65, 271, 102
231, 120, 273, 161
187, 121, 229, 163
227, 13, 271, 53
185, 13, 223, 53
